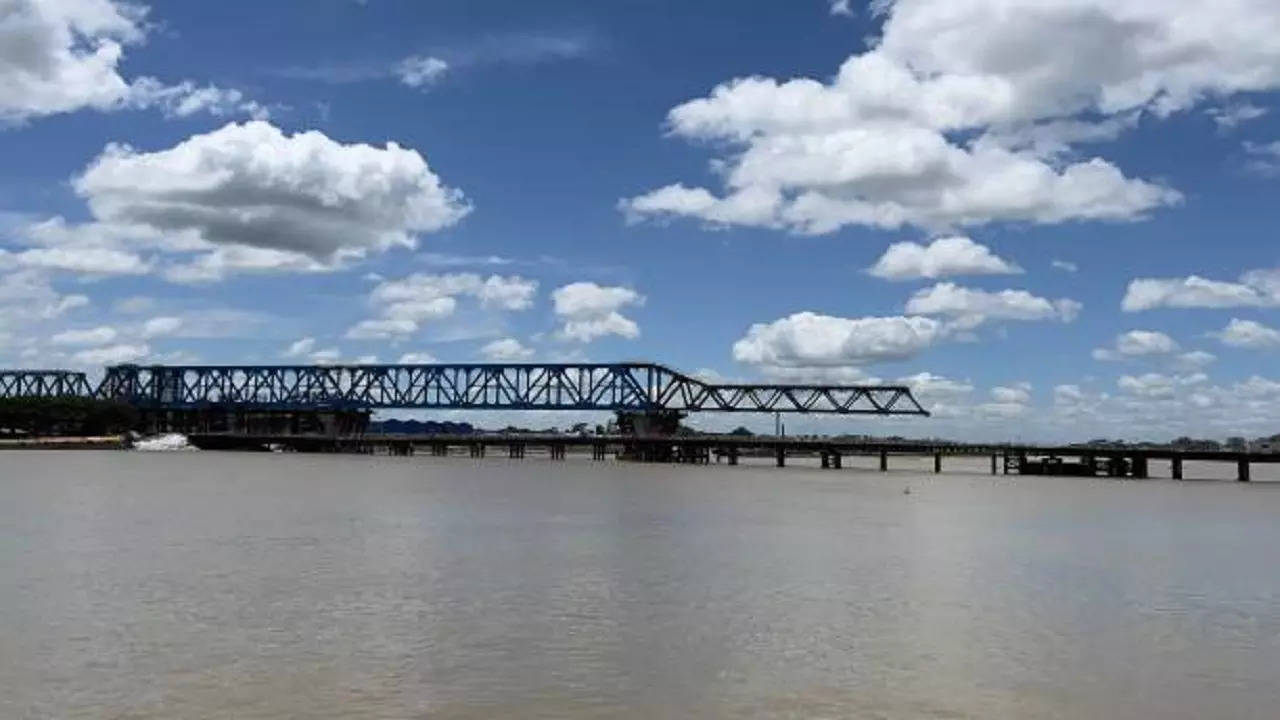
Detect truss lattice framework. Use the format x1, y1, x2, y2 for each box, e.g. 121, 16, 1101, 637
88, 363, 930, 415
0, 370, 95, 399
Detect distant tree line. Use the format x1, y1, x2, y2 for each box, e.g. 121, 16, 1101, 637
0, 398, 139, 437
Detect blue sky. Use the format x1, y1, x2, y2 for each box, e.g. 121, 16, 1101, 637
2, 0, 1280, 441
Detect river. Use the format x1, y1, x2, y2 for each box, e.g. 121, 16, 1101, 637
2, 451, 1278, 718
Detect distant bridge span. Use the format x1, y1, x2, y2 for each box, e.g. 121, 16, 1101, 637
4, 363, 929, 416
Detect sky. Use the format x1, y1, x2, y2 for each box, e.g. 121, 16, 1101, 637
2, 0, 1280, 442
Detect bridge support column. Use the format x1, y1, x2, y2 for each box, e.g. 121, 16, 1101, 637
821, 452, 830, 469
1238, 460, 1251, 482
934, 452, 942, 474
727, 446, 738, 466
879, 449, 888, 472
1172, 457, 1183, 480
1132, 456, 1149, 479
831, 452, 842, 469
776, 447, 785, 468
991, 453, 998, 475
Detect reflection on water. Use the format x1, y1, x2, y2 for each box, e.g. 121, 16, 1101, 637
2, 451, 1279, 718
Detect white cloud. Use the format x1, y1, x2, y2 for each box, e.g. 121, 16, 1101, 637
0, 271, 87, 331
619, 0, 1280, 234
282, 337, 317, 358
346, 318, 418, 340
829, 0, 854, 16
396, 56, 449, 87
867, 236, 1020, 280
1051, 259, 1078, 273
733, 312, 944, 368
990, 383, 1032, 404
51, 326, 117, 346
551, 282, 644, 342
905, 282, 1081, 328
1122, 269, 1280, 311
350, 273, 536, 339
27, 121, 470, 282
1115, 330, 1179, 356
309, 347, 341, 364
0, 0, 261, 124
1213, 318, 1280, 349
1208, 102, 1268, 130
1117, 372, 1205, 399
72, 342, 148, 365
397, 351, 438, 364
140, 316, 182, 339
1244, 140, 1280, 174
0, 246, 149, 275
480, 337, 534, 361
1174, 350, 1217, 370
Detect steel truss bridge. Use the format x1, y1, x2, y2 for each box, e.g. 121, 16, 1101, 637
1, 363, 929, 416
0, 370, 95, 399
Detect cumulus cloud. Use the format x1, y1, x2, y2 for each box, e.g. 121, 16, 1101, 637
52, 326, 117, 346
397, 351, 438, 364
733, 312, 944, 368
904, 282, 1081, 329
1051, 259, 1078, 273
551, 282, 644, 342
0, 245, 149, 275
349, 273, 536, 339
1208, 102, 1268, 131
140, 316, 182, 339
618, 0, 1280, 234
1108, 329, 1179, 357
1122, 268, 1280, 311
396, 56, 449, 88
282, 337, 317, 358
0, 0, 262, 124
12, 123, 469, 282
71, 342, 148, 365
1118, 372, 1206, 399
1243, 140, 1280, 174
867, 236, 1020, 280
0, 271, 88, 340
1213, 318, 1280, 349
829, 0, 854, 16
480, 337, 534, 361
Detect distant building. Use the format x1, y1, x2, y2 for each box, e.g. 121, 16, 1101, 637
1250, 436, 1280, 454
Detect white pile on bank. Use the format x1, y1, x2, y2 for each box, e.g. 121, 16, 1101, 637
133, 433, 198, 451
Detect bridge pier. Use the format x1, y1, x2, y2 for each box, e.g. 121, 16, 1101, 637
1172, 457, 1183, 480
727, 446, 739, 466
1132, 456, 1149, 479
820, 451, 830, 469
934, 452, 942, 474
591, 442, 607, 460
1239, 460, 1251, 482
991, 453, 997, 475
879, 449, 888, 472
776, 447, 785, 467
550, 443, 566, 461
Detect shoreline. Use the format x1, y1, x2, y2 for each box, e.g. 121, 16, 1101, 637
0, 435, 129, 450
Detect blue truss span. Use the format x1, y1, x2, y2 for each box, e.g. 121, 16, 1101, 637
91, 363, 929, 415
0, 370, 95, 399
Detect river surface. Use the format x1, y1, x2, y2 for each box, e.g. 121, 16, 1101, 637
2, 451, 1279, 719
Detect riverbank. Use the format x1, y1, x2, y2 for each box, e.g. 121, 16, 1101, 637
0, 435, 129, 450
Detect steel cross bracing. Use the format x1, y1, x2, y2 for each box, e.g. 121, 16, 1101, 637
90, 363, 930, 415
0, 370, 94, 399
